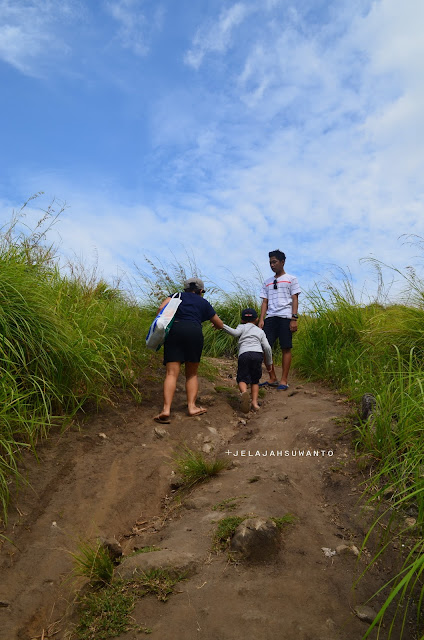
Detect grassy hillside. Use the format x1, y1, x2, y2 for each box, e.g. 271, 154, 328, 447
1, 205, 423, 637
0, 208, 157, 520
292, 276, 424, 637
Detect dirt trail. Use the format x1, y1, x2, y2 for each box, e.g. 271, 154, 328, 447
0, 360, 409, 640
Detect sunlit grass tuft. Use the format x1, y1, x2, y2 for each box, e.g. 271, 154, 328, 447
70, 539, 115, 586
173, 446, 228, 488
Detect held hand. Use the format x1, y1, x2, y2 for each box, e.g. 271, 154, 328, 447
290, 320, 298, 332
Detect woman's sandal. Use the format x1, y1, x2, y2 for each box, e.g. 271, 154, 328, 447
154, 415, 171, 424
187, 408, 207, 417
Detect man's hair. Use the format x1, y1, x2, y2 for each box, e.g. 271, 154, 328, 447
269, 249, 286, 262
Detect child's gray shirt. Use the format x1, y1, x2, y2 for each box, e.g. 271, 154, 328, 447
223, 323, 273, 366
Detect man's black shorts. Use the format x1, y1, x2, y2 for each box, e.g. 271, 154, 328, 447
237, 351, 264, 385
263, 317, 293, 350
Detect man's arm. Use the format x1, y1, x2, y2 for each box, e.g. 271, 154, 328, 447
290, 293, 299, 332
259, 298, 268, 329
261, 333, 273, 367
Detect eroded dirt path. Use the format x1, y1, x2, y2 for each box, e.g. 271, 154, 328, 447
0, 361, 408, 640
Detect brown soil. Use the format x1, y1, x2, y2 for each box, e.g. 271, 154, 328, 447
0, 360, 416, 640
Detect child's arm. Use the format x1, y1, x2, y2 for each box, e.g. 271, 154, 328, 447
222, 324, 243, 337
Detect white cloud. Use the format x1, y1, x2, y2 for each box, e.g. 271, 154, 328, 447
184, 2, 250, 69
3, 1, 424, 304
0, 0, 76, 76
105, 0, 151, 57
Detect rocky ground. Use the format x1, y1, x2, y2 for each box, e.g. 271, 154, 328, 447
0, 359, 416, 640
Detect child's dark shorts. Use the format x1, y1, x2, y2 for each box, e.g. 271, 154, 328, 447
237, 351, 264, 385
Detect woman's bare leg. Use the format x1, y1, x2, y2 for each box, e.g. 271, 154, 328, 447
185, 362, 207, 416
157, 362, 181, 419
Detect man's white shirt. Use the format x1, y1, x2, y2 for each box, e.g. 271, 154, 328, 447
260, 273, 301, 318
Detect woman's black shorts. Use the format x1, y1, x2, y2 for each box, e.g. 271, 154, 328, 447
163, 319, 204, 364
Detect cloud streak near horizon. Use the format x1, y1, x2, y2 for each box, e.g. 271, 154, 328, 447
1, 0, 423, 302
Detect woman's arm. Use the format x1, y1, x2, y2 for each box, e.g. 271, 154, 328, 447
210, 314, 224, 330
157, 297, 171, 315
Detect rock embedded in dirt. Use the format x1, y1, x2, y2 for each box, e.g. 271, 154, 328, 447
116, 550, 198, 580
354, 605, 378, 624
202, 443, 213, 454
184, 496, 210, 509
361, 393, 376, 420
229, 517, 280, 562
99, 537, 123, 562
198, 395, 215, 407
335, 543, 360, 556
272, 472, 290, 484
405, 517, 416, 528
154, 426, 168, 439
288, 390, 298, 397
169, 475, 185, 490
383, 486, 395, 499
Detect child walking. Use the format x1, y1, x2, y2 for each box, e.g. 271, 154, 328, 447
223, 308, 273, 413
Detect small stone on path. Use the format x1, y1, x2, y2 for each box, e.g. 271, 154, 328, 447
336, 544, 360, 556
230, 517, 280, 561
117, 550, 198, 580
354, 605, 378, 624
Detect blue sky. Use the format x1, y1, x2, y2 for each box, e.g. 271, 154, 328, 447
1, 0, 424, 303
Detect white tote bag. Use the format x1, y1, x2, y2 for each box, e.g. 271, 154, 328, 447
145, 293, 182, 351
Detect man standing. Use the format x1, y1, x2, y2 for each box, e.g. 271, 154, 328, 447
259, 250, 301, 390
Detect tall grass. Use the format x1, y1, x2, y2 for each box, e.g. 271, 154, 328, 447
292, 269, 424, 638
0, 199, 155, 522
